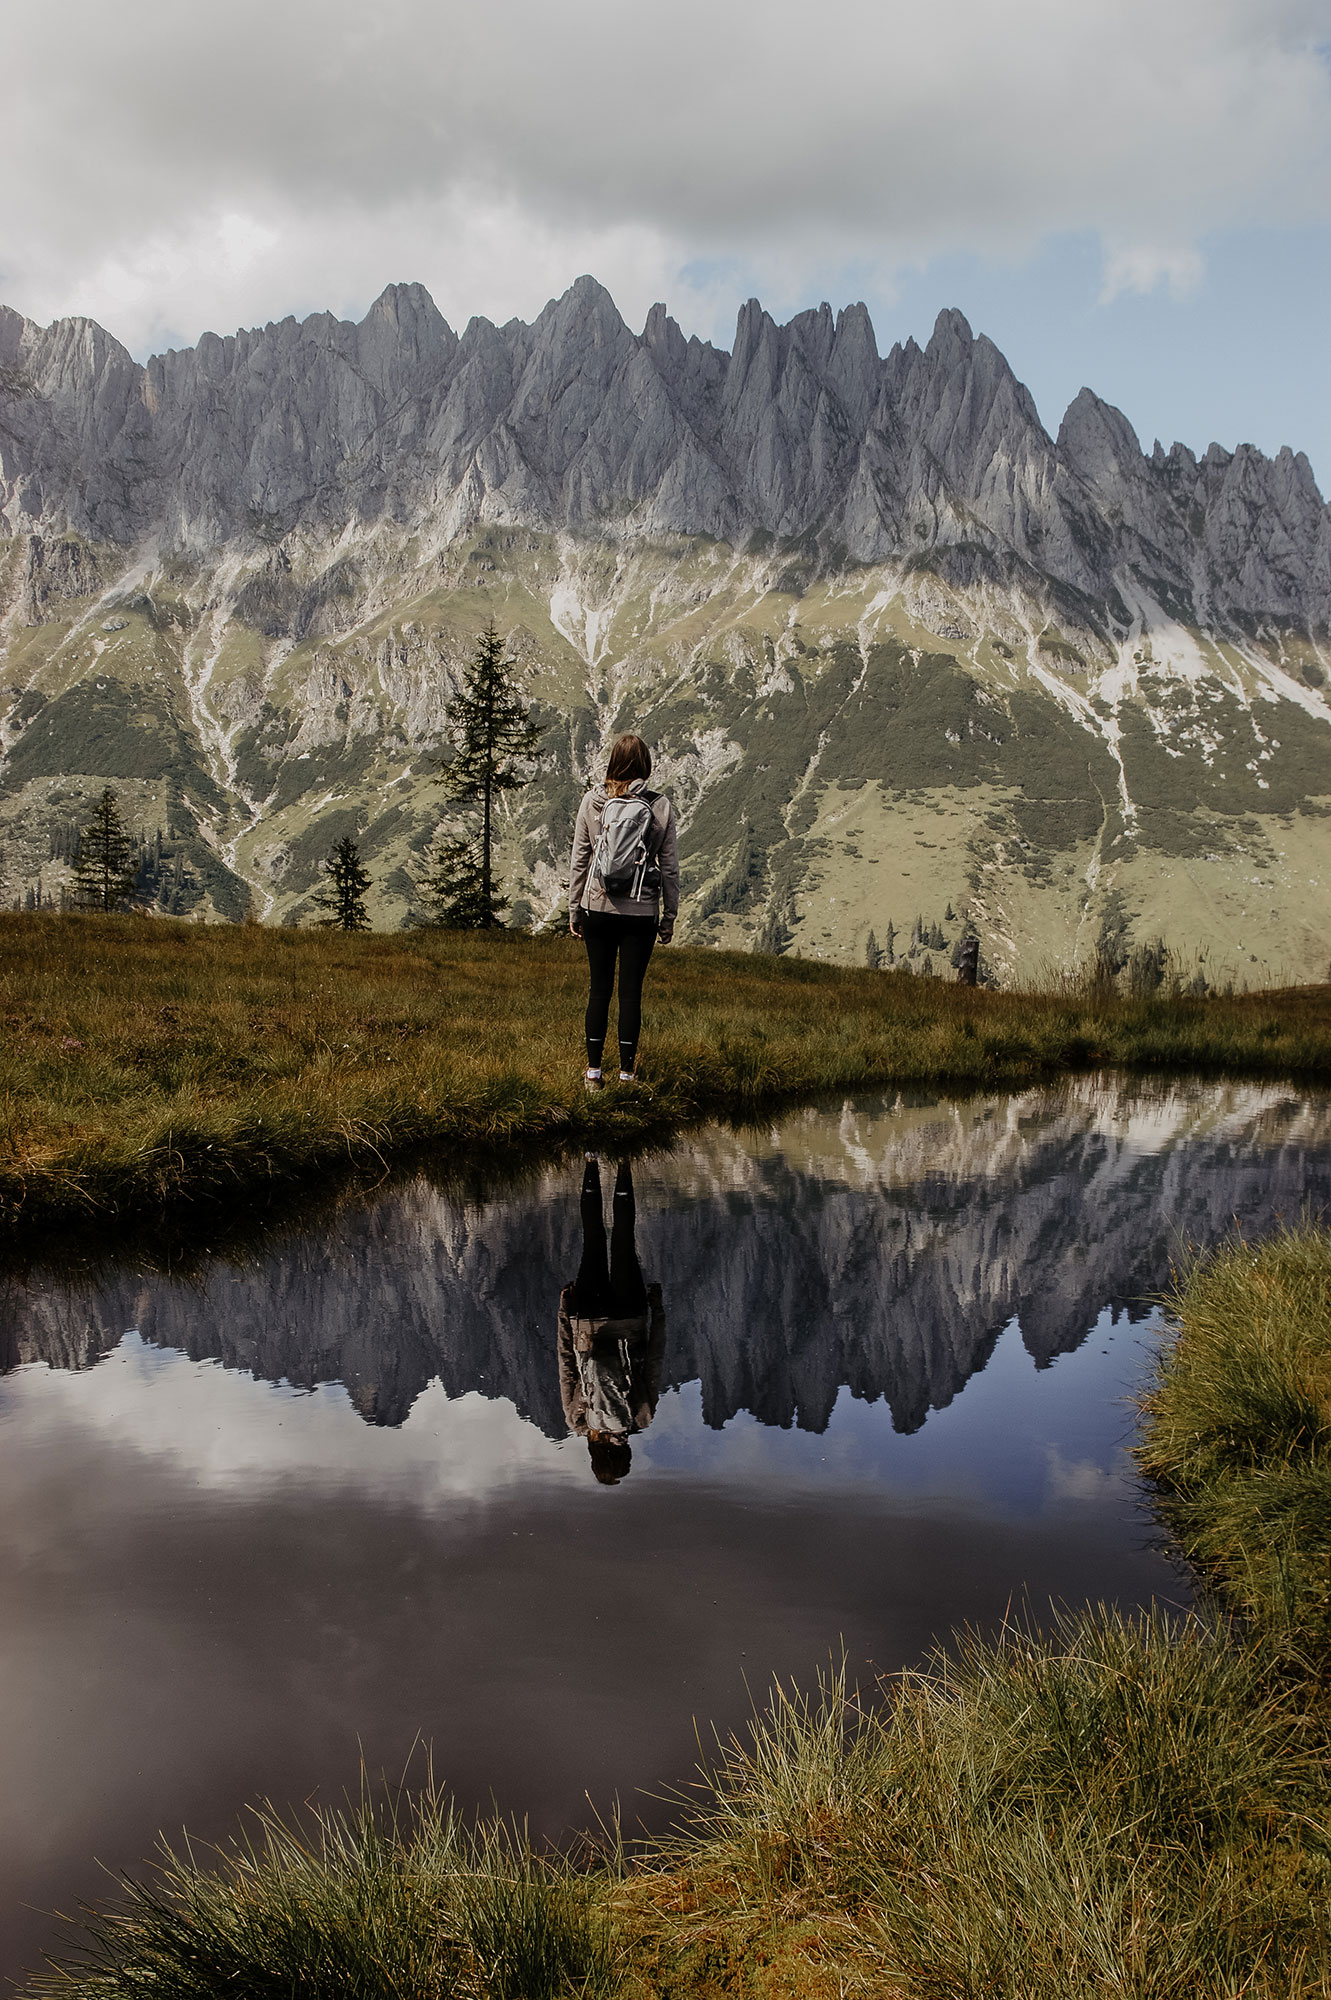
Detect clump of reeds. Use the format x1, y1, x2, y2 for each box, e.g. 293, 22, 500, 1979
649, 1610, 1330, 2000
1138, 1223, 1331, 1663
28, 1784, 618, 2000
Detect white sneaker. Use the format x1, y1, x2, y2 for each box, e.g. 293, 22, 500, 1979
619, 1070, 636, 1082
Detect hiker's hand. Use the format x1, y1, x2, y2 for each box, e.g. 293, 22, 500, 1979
658, 925, 674, 945
569, 916, 583, 937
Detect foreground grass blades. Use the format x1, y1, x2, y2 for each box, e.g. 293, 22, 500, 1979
1139, 1223, 1331, 1663
636, 1614, 1329, 2000
4, 912, 1331, 1244
29, 1790, 618, 2000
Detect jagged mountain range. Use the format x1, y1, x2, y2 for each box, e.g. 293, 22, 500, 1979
7, 1081, 1328, 1438
2, 277, 1330, 974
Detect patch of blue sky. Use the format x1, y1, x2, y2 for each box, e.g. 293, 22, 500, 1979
676, 227, 1331, 492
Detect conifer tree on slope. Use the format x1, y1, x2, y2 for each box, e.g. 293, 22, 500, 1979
414, 824, 490, 930
313, 837, 371, 931
437, 622, 541, 928
72, 787, 137, 912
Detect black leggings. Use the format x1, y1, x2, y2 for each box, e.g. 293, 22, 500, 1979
581, 910, 657, 1071
571, 1159, 647, 1317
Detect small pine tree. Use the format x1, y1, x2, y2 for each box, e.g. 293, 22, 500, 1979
756, 896, 793, 955
439, 622, 542, 928
928, 921, 946, 950
1126, 937, 1167, 998
910, 913, 923, 952
865, 928, 882, 970
414, 823, 493, 929
313, 837, 371, 931
884, 918, 896, 964
945, 901, 956, 922
72, 787, 137, 912
1093, 888, 1132, 984
954, 924, 980, 985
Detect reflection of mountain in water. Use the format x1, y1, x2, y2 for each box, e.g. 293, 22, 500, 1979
5, 1081, 1330, 1437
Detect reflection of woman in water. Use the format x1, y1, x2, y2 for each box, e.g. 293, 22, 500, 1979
557, 1157, 664, 1484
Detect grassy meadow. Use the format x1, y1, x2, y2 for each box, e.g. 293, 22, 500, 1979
4, 909, 1331, 1247
27, 1229, 1331, 1999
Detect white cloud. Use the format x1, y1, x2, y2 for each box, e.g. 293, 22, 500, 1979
1099, 242, 1207, 303
4, 0, 1331, 351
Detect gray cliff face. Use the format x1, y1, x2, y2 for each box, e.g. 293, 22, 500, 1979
3, 278, 1330, 629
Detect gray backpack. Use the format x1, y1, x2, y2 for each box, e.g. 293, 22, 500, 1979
593, 794, 661, 899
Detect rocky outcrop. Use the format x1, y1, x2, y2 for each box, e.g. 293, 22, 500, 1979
3, 279, 1330, 633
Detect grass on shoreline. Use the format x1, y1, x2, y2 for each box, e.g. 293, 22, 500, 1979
1138, 1224, 1331, 1667
23, 1228, 1331, 1999
5, 911, 1331, 1246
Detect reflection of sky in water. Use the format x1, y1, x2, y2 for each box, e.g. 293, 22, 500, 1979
2, 1302, 1157, 1522
639, 1307, 1156, 1518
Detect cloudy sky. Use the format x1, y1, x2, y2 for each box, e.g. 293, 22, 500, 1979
7, 0, 1331, 475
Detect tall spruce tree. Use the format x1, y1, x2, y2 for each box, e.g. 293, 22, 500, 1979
72, 787, 137, 912
313, 837, 371, 931
414, 825, 491, 929
438, 622, 541, 928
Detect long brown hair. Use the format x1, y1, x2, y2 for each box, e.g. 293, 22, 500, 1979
604, 733, 652, 798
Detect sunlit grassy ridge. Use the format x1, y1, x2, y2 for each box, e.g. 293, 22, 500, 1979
4, 911, 1331, 1244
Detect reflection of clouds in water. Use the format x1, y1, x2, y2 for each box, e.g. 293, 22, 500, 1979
2, 1337, 582, 1508
1042, 1446, 1137, 1506
4, 1328, 1144, 1524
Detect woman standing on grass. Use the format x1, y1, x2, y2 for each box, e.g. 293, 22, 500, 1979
568, 734, 679, 1088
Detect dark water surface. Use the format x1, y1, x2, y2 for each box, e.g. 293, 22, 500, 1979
2, 1077, 1329, 1985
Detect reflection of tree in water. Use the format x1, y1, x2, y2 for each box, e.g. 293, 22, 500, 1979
6, 1083, 1331, 1440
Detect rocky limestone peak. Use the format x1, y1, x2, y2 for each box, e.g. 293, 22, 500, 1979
1057, 387, 1144, 483
826, 301, 879, 432
0, 305, 29, 371
358, 281, 456, 385
641, 301, 686, 372
1056, 388, 1163, 549
924, 306, 976, 365
783, 300, 837, 373
534, 274, 629, 356
724, 297, 784, 415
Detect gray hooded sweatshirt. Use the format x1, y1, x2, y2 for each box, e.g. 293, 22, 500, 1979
568, 779, 680, 926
